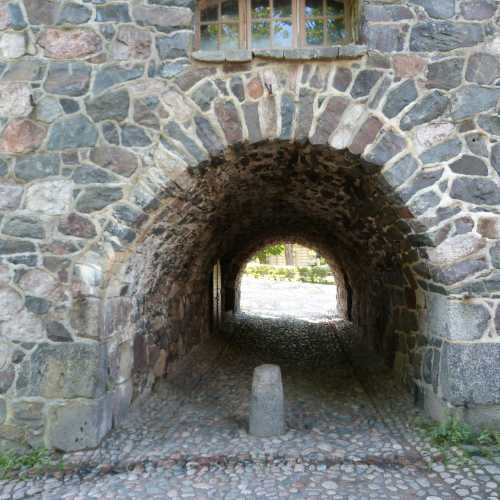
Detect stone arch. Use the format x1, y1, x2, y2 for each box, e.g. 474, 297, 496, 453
2, 54, 499, 452
60, 63, 500, 449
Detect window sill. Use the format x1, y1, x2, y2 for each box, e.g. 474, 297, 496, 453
191, 45, 367, 63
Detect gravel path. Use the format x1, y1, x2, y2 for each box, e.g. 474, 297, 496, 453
2, 316, 499, 499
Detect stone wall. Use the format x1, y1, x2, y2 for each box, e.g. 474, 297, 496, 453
0, 0, 499, 451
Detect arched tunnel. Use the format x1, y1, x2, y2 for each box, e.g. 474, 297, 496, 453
105, 139, 423, 412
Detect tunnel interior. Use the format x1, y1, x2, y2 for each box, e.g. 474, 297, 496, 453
104, 139, 425, 410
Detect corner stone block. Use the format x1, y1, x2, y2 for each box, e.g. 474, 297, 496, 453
46, 395, 112, 452
426, 293, 491, 341
440, 341, 500, 406
29, 342, 107, 399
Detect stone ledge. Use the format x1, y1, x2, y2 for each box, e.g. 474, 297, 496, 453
191, 45, 367, 63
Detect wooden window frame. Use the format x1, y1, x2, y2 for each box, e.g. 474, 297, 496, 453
195, 0, 248, 51
246, 0, 298, 50
195, 0, 354, 51
300, 0, 350, 47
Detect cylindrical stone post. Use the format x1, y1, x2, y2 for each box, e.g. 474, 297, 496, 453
249, 364, 286, 437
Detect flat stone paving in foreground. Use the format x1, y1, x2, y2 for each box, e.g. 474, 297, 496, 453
2, 316, 499, 499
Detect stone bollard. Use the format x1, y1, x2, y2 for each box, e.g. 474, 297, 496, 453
249, 364, 286, 437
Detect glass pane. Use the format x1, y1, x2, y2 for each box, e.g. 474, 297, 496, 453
201, 5, 218, 22
305, 0, 323, 17
327, 18, 345, 43
306, 19, 324, 45
221, 23, 240, 48
326, 0, 344, 16
201, 24, 218, 50
252, 0, 270, 18
273, 20, 292, 47
273, 0, 291, 18
221, 0, 239, 20
251, 21, 271, 48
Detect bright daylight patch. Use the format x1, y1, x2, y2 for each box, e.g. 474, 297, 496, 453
239, 242, 337, 322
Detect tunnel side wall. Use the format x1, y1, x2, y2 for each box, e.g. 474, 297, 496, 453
0, 0, 499, 451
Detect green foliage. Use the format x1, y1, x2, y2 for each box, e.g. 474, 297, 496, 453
254, 243, 285, 264
0, 448, 52, 479
416, 416, 500, 463
429, 417, 473, 447
244, 263, 334, 284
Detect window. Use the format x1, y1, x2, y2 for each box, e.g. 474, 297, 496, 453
196, 0, 354, 51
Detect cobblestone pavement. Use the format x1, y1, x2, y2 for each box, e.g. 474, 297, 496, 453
2, 316, 499, 499
239, 276, 338, 321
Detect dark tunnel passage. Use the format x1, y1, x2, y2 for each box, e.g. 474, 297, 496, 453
104, 139, 425, 406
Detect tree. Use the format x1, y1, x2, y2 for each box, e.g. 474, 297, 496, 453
254, 243, 285, 263
284, 243, 294, 266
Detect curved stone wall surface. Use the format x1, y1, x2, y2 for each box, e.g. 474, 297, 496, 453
0, 0, 499, 450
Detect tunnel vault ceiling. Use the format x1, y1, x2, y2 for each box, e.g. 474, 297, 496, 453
143, 140, 417, 290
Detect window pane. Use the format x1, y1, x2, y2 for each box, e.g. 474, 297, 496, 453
221, 0, 239, 20
305, 0, 323, 17
273, 0, 291, 18
327, 18, 345, 43
201, 5, 218, 22
326, 0, 344, 16
201, 24, 219, 50
221, 23, 240, 48
306, 19, 324, 45
252, 0, 270, 18
273, 20, 292, 47
251, 21, 271, 48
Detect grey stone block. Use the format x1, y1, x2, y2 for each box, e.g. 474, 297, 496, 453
441, 342, 500, 405
57, 2, 92, 25
420, 138, 462, 164
451, 85, 500, 120
450, 177, 500, 205
382, 80, 417, 119
93, 64, 144, 94
47, 114, 98, 150
2, 215, 45, 239
412, 0, 455, 19
410, 22, 483, 52
96, 3, 131, 22
46, 395, 112, 451
225, 49, 252, 62
44, 62, 91, 97
156, 32, 192, 60
191, 50, 225, 62
85, 90, 129, 123
426, 58, 464, 90
249, 364, 286, 437
14, 153, 60, 181
30, 342, 107, 399
400, 91, 449, 131
426, 293, 491, 341
76, 186, 123, 213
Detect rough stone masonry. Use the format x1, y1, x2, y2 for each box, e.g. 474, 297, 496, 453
0, 0, 499, 452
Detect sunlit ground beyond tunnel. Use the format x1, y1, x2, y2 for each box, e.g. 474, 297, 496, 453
239, 275, 338, 322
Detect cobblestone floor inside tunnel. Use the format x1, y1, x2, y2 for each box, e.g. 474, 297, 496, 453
3, 316, 500, 499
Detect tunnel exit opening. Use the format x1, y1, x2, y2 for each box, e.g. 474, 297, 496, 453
234, 241, 341, 322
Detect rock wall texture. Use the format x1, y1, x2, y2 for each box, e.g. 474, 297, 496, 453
0, 0, 499, 451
